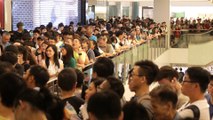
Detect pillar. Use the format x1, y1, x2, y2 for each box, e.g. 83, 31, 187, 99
116, 2, 121, 17
4, 0, 11, 31
132, 2, 139, 19
154, 0, 170, 48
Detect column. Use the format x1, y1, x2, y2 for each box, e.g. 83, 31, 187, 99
33, 0, 40, 28
116, 2, 121, 17
0, 0, 4, 29
154, 0, 170, 48
132, 2, 139, 19
4, 0, 11, 31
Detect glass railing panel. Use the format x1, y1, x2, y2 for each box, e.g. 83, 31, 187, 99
47, 35, 169, 94
171, 29, 213, 48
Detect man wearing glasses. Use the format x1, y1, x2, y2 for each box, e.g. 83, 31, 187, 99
178, 67, 210, 120
128, 60, 159, 120
155, 66, 189, 109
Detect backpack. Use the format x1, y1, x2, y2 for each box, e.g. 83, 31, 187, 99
185, 105, 200, 120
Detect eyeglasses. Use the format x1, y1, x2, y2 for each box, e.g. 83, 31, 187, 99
128, 68, 143, 78
181, 80, 197, 84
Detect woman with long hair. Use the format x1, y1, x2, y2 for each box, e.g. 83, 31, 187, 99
61, 44, 76, 68
41, 45, 64, 81
72, 38, 89, 69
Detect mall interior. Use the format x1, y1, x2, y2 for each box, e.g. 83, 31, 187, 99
0, 0, 213, 120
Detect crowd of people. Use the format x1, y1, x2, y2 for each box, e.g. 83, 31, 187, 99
0, 17, 212, 120
171, 17, 213, 46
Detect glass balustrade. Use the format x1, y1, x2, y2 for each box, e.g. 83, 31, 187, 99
47, 36, 169, 94
171, 29, 213, 48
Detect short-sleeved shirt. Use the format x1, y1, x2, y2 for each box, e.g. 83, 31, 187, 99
63, 96, 85, 114
178, 99, 210, 120
87, 49, 95, 61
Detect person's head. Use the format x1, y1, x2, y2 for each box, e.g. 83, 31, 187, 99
58, 23, 64, 31
128, 60, 159, 92
110, 36, 118, 44
181, 67, 210, 98
156, 66, 179, 86
81, 37, 90, 51
17, 22, 24, 30
61, 44, 74, 58
62, 31, 73, 42
0, 61, 16, 75
37, 37, 44, 46
14, 87, 65, 120
207, 75, 213, 97
64, 38, 73, 47
97, 36, 107, 47
48, 36, 56, 45
2, 31, 11, 43
23, 65, 49, 88
17, 45, 28, 62
33, 29, 40, 39
123, 101, 149, 120
99, 76, 124, 99
0, 72, 26, 108
92, 57, 114, 78
86, 26, 93, 37
4, 45, 19, 55
87, 90, 122, 120
14, 88, 48, 120
45, 45, 59, 68
58, 68, 77, 92
116, 30, 124, 40
150, 85, 177, 120
72, 38, 81, 50
41, 41, 48, 52
1, 51, 18, 66
89, 40, 98, 50
85, 78, 104, 102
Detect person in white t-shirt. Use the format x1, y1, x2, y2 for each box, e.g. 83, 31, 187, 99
178, 67, 210, 120
41, 45, 64, 81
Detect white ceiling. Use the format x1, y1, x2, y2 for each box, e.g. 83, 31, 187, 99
94, 0, 213, 6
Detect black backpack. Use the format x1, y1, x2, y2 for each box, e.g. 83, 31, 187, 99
185, 105, 200, 120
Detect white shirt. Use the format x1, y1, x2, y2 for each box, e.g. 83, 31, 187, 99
178, 99, 210, 120
42, 59, 64, 82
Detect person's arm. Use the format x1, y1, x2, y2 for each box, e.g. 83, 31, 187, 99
70, 58, 76, 68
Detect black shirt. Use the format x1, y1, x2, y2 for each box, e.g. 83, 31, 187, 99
62, 96, 84, 114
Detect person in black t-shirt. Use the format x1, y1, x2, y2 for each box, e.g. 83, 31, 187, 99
58, 68, 84, 114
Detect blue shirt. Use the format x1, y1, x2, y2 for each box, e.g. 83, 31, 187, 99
205, 94, 213, 119
89, 35, 97, 42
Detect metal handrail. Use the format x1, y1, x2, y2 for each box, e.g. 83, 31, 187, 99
47, 36, 168, 94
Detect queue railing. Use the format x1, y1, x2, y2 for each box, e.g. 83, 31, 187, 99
171, 29, 213, 48
47, 36, 169, 95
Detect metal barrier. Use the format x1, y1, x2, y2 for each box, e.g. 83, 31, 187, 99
47, 36, 168, 94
